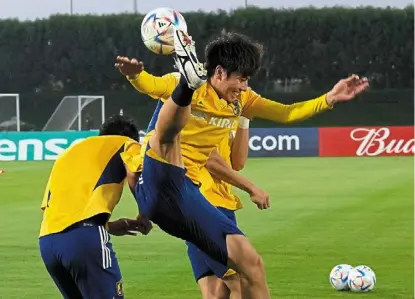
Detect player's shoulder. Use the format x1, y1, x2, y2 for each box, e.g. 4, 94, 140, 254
241, 87, 259, 98
71, 136, 139, 154
240, 87, 260, 105
193, 82, 210, 99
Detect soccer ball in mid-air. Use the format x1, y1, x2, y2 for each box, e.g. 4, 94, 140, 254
347, 265, 376, 292
329, 264, 354, 291
141, 7, 187, 55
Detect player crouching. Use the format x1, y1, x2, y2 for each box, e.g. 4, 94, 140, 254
38, 115, 152, 299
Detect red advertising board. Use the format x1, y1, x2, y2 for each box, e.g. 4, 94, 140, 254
319, 126, 415, 157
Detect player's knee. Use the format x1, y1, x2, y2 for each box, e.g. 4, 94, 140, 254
251, 252, 265, 272
229, 235, 264, 268
227, 235, 262, 275
242, 252, 265, 283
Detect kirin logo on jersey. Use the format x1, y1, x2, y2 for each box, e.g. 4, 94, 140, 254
209, 117, 237, 129
190, 108, 237, 129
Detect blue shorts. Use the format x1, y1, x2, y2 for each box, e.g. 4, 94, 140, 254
39, 222, 123, 299
187, 207, 237, 281
135, 153, 243, 267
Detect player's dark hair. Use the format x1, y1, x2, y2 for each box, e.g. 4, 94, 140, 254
99, 114, 139, 141
204, 32, 264, 78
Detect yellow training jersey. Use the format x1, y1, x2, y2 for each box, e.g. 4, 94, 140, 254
140, 98, 242, 210
199, 129, 243, 211
129, 71, 331, 184
39, 135, 141, 237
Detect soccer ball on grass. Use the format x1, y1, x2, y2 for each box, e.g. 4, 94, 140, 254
329, 264, 354, 291
347, 265, 376, 292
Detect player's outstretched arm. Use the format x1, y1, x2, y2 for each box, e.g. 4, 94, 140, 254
243, 75, 369, 123
125, 168, 139, 194
230, 116, 250, 171
206, 149, 270, 210
118, 140, 153, 234
115, 56, 179, 100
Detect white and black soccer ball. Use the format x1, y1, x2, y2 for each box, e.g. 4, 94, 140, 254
141, 7, 187, 55
329, 264, 354, 291
347, 265, 376, 292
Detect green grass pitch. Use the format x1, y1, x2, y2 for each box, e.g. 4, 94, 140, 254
0, 157, 413, 298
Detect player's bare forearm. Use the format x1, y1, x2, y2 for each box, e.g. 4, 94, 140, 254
206, 150, 270, 210
206, 149, 255, 194
231, 117, 250, 171
126, 170, 139, 194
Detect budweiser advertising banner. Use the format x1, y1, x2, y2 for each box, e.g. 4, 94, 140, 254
319, 126, 415, 157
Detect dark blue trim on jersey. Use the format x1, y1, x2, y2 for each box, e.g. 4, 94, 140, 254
46, 190, 51, 207
146, 99, 164, 133
93, 145, 126, 190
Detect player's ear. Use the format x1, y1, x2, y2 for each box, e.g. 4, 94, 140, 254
215, 65, 224, 80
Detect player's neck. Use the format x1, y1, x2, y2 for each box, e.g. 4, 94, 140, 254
207, 78, 232, 103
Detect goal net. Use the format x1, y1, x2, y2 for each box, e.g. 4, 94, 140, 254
42, 95, 105, 131
0, 93, 20, 132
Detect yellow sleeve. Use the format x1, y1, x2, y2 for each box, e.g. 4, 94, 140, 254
128, 71, 180, 100
242, 89, 332, 123
120, 140, 142, 173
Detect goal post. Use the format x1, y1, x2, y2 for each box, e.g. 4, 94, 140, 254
42, 95, 105, 131
0, 93, 20, 132
76, 95, 106, 131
